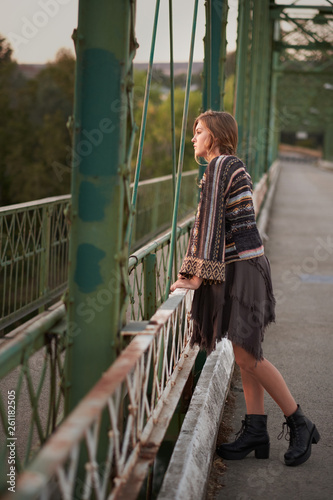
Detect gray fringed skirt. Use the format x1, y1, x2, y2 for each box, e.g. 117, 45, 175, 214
190, 255, 276, 361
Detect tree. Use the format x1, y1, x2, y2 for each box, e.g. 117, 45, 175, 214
0, 36, 27, 205
5, 49, 75, 203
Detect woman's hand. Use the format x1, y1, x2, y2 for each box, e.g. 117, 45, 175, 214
170, 275, 203, 293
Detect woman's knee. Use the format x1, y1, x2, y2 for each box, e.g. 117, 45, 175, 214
233, 344, 257, 371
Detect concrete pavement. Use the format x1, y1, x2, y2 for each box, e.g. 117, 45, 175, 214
211, 160, 333, 499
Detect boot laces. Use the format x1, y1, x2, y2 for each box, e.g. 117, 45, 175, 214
235, 419, 246, 441
277, 421, 291, 442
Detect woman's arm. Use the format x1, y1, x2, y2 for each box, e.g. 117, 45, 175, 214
170, 275, 203, 293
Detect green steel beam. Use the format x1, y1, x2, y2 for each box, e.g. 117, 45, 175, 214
255, 3, 266, 179
202, 0, 229, 111
246, 0, 261, 178
268, 21, 281, 166
66, 0, 134, 411
200, 0, 229, 182
234, 0, 251, 158
258, 2, 273, 177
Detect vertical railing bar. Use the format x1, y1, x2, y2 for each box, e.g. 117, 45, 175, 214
53, 208, 58, 288
165, 0, 199, 299
13, 241, 19, 313
49, 208, 54, 290
18, 229, 24, 310
7, 213, 16, 316
14, 212, 24, 314
54, 210, 60, 290
1, 264, 5, 318
62, 206, 68, 282
50, 209, 55, 292
61, 206, 67, 282
25, 211, 32, 304
36, 213, 42, 308
32, 209, 38, 303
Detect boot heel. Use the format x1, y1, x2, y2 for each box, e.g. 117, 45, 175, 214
255, 443, 270, 459
312, 426, 320, 444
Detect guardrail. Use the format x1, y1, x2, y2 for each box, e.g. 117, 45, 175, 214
0, 196, 71, 333
3, 289, 197, 500
0, 172, 197, 335
0, 216, 194, 493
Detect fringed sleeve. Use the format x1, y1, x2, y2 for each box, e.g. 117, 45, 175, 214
179, 155, 233, 283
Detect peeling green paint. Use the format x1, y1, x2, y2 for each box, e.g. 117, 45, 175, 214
75, 243, 106, 293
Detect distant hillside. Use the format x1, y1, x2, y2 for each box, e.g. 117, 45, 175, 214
18, 61, 203, 80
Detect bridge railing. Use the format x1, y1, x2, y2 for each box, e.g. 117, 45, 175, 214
0, 196, 71, 333
1, 291, 197, 500
0, 172, 197, 335
0, 213, 194, 492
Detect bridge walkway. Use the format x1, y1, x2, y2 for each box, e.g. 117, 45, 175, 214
208, 159, 333, 499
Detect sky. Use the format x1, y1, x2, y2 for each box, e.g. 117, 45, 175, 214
0, 0, 239, 65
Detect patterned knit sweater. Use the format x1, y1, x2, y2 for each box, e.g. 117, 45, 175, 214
179, 155, 264, 283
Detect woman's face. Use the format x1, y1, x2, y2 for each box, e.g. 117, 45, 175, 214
192, 120, 212, 159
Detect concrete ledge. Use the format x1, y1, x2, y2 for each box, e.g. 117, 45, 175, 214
257, 160, 281, 239
157, 339, 234, 500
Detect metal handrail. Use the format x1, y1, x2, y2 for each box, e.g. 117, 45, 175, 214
0, 215, 194, 489
0, 197, 71, 332
4, 290, 197, 500
0, 172, 197, 334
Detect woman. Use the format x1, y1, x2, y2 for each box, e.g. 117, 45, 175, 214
170, 110, 320, 466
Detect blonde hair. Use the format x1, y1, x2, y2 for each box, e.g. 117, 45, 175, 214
193, 110, 238, 159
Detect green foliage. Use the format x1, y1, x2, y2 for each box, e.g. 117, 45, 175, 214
0, 33, 236, 206
0, 42, 75, 205
132, 71, 202, 180
0, 37, 23, 204
223, 74, 235, 114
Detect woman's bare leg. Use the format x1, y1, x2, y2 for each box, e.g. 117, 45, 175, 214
239, 367, 265, 414
233, 343, 297, 417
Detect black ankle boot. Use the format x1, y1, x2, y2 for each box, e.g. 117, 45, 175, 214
216, 414, 270, 460
279, 405, 320, 467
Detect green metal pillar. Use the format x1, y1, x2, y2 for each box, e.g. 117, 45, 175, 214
247, 0, 263, 180
268, 20, 281, 166
256, 1, 273, 178
66, 0, 134, 411
202, 0, 228, 111
200, 0, 228, 183
234, 0, 251, 158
